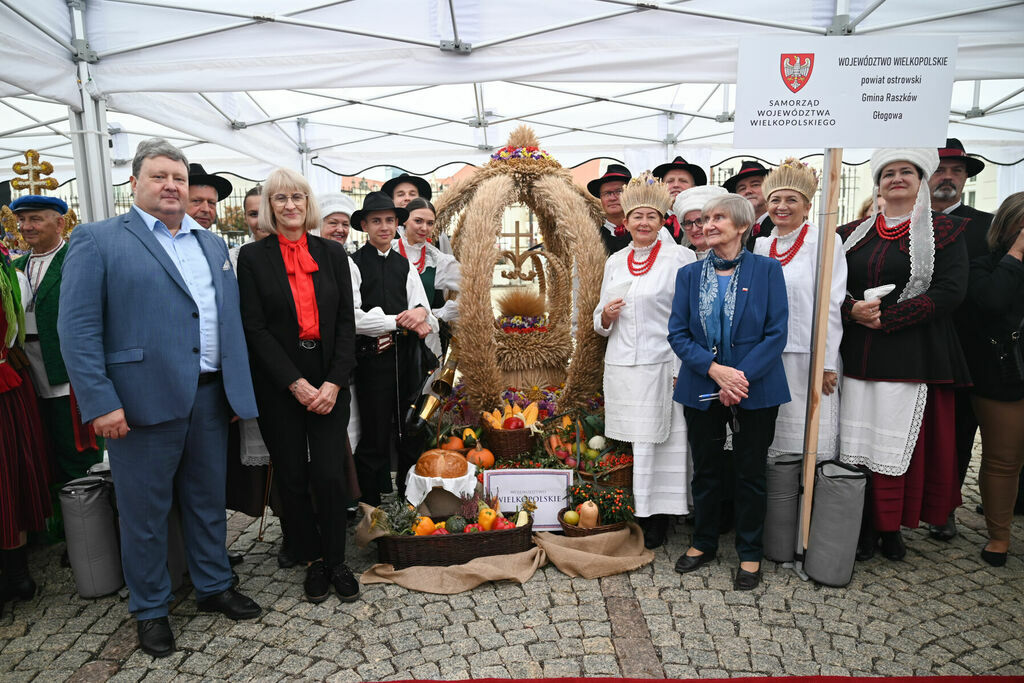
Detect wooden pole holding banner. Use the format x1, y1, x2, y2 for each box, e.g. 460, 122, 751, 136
799, 147, 843, 550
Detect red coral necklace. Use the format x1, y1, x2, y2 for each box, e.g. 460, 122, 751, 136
398, 239, 427, 273
876, 213, 911, 240
768, 224, 809, 267
627, 239, 662, 276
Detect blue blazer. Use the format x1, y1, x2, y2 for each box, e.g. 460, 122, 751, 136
57, 209, 258, 426
668, 253, 791, 411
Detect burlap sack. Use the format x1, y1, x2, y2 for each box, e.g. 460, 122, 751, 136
360, 547, 547, 594
532, 522, 653, 579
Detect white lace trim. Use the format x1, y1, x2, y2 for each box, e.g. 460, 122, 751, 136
839, 383, 928, 476
629, 236, 660, 258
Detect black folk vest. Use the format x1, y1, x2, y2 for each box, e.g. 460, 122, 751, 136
352, 242, 410, 316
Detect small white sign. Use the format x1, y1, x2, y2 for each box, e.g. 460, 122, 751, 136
483, 469, 572, 531
734, 36, 957, 148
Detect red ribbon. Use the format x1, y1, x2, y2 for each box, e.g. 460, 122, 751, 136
665, 214, 681, 238
69, 385, 98, 451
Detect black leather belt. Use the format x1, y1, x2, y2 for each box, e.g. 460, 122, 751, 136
198, 371, 221, 385
299, 339, 320, 350
24, 334, 40, 342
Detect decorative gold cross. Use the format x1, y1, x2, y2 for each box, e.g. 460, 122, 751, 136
11, 150, 59, 194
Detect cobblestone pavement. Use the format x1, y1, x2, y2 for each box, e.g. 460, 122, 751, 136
1, 457, 1022, 681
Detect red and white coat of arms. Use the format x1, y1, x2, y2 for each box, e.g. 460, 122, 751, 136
780, 53, 814, 93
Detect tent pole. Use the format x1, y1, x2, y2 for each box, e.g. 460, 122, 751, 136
799, 147, 843, 551
67, 0, 114, 223
297, 118, 310, 175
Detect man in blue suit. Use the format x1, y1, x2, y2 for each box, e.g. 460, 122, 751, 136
58, 138, 262, 658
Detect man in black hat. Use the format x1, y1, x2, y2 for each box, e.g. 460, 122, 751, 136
724, 160, 773, 249
929, 138, 992, 258
587, 164, 633, 255
928, 138, 995, 542
186, 164, 233, 230
348, 191, 436, 505
653, 156, 707, 243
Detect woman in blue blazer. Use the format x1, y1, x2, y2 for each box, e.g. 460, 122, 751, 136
668, 193, 790, 590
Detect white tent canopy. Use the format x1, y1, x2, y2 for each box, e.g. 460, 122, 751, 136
2, 0, 1023, 218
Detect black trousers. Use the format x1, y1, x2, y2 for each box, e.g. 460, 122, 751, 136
353, 348, 421, 506
954, 387, 979, 487
256, 344, 351, 569
684, 403, 778, 562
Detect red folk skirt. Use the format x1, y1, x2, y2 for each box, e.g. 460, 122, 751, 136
0, 364, 53, 548
872, 385, 961, 531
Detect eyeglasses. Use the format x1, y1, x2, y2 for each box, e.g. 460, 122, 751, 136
271, 193, 307, 206
600, 188, 623, 198
682, 217, 706, 229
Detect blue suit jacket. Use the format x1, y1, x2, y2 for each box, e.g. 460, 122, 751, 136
668, 253, 791, 411
57, 209, 258, 426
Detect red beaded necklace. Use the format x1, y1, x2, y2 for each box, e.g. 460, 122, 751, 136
768, 224, 809, 267
875, 213, 911, 240
398, 239, 427, 273
627, 239, 662, 276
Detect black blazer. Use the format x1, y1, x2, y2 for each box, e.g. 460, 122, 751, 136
950, 202, 994, 261
237, 234, 356, 392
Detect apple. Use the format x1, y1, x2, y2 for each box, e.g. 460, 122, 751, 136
563, 510, 580, 525
555, 448, 568, 460
502, 416, 525, 430
564, 457, 577, 468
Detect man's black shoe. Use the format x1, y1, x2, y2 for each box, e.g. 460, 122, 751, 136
304, 560, 330, 603
197, 588, 261, 620
137, 617, 175, 658
330, 564, 360, 602
227, 550, 244, 566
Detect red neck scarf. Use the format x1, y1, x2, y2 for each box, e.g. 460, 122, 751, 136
278, 233, 320, 340
665, 214, 681, 239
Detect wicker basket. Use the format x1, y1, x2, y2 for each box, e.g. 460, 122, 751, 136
482, 423, 535, 461
557, 507, 626, 537
578, 463, 633, 489
376, 514, 533, 569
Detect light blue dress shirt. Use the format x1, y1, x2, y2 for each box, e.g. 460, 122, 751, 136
133, 206, 220, 373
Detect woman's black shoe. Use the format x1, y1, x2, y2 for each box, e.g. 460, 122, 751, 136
277, 547, 299, 569
980, 548, 1007, 567
643, 515, 669, 549
734, 566, 761, 590
879, 531, 906, 561
674, 551, 715, 574
304, 560, 330, 603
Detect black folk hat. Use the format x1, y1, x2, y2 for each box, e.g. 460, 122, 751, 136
587, 164, 632, 198
351, 191, 409, 231
380, 173, 432, 201
723, 160, 770, 193
937, 138, 985, 178
187, 163, 232, 201
652, 156, 707, 187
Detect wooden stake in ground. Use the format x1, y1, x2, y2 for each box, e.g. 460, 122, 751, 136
800, 148, 843, 550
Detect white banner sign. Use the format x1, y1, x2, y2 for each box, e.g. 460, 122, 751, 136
482, 469, 572, 531
734, 36, 957, 148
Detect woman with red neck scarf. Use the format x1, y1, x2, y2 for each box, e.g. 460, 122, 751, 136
837, 148, 970, 562
237, 168, 359, 605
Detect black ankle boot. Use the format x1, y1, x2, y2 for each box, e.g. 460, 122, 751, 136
643, 515, 670, 549
1, 548, 36, 602
879, 531, 906, 561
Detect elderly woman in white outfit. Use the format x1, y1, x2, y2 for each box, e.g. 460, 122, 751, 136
753, 159, 847, 461
673, 185, 727, 261
595, 173, 697, 549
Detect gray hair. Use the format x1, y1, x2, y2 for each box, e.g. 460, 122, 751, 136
132, 138, 189, 177
703, 193, 757, 243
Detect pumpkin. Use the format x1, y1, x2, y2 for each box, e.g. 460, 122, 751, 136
466, 443, 495, 469
445, 515, 468, 534
440, 436, 464, 450
578, 501, 599, 529
414, 449, 469, 478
